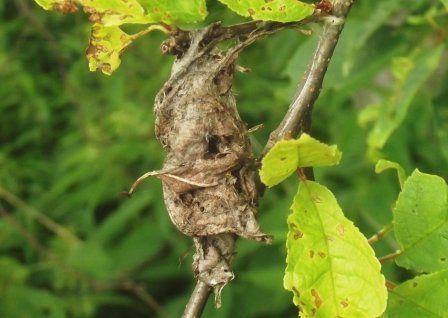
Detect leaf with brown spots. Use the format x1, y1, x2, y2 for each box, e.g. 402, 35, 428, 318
34, 0, 77, 12
33, 0, 208, 74
86, 24, 132, 75
218, 0, 314, 23
35, 0, 207, 25
284, 181, 387, 317
311, 288, 323, 308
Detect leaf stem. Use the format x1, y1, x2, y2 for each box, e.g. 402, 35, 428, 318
130, 24, 171, 41
385, 280, 397, 290
368, 223, 394, 245
124, 24, 172, 51
378, 250, 402, 263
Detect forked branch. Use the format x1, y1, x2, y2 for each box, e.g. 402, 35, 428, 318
264, 0, 355, 154
182, 1, 356, 317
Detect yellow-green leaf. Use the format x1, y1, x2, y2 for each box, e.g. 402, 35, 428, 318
35, 0, 207, 26
81, 0, 150, 26
218, 0, 314, 23
285, 181, 387, 317
33, 0, 208, 74
385, 270, 448, 317
138, 0, 208, 25
260, 134, 342, 187
375, 159, 407, 188
86, 24, 132, 75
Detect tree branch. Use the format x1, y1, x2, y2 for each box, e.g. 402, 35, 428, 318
182, 281, 212, 318
264, 0, 356, 155
178, 2, 356, 317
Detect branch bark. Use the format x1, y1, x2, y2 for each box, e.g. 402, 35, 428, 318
264, 0, 356, 155
182, 281, 212, 318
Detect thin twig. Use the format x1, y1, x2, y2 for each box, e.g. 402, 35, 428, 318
162, 13, 324, 57
367, 223, 393, 245
120, 281, 171, 318
379, 250, 402, 263
182, 281, 212, 318
0, 203, 47, 255
264, 0, 356, 155
211, 14, 320, 42
360, 209, 399, 251
0, 186, 80, 243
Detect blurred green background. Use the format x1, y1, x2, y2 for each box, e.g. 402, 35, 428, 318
1, 1, 447, 317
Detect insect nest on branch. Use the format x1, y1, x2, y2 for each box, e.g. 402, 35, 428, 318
130, 24, 272, 304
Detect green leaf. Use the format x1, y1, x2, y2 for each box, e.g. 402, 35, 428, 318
362, 45, 444, 150
394, 170, 448, 273
68, 243, 116, 281
0, 257, 29, 290
358, 103, 381, 126
391, 56, 414, 84
385, 270, 448, 318
441, 0, 448, 10
0, 286, 66, 318
110, 220, 164, 271
375, 159, 407, 188
284, 181, 387, 318
260, 134, 342, 187
218, 0, 314, 22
